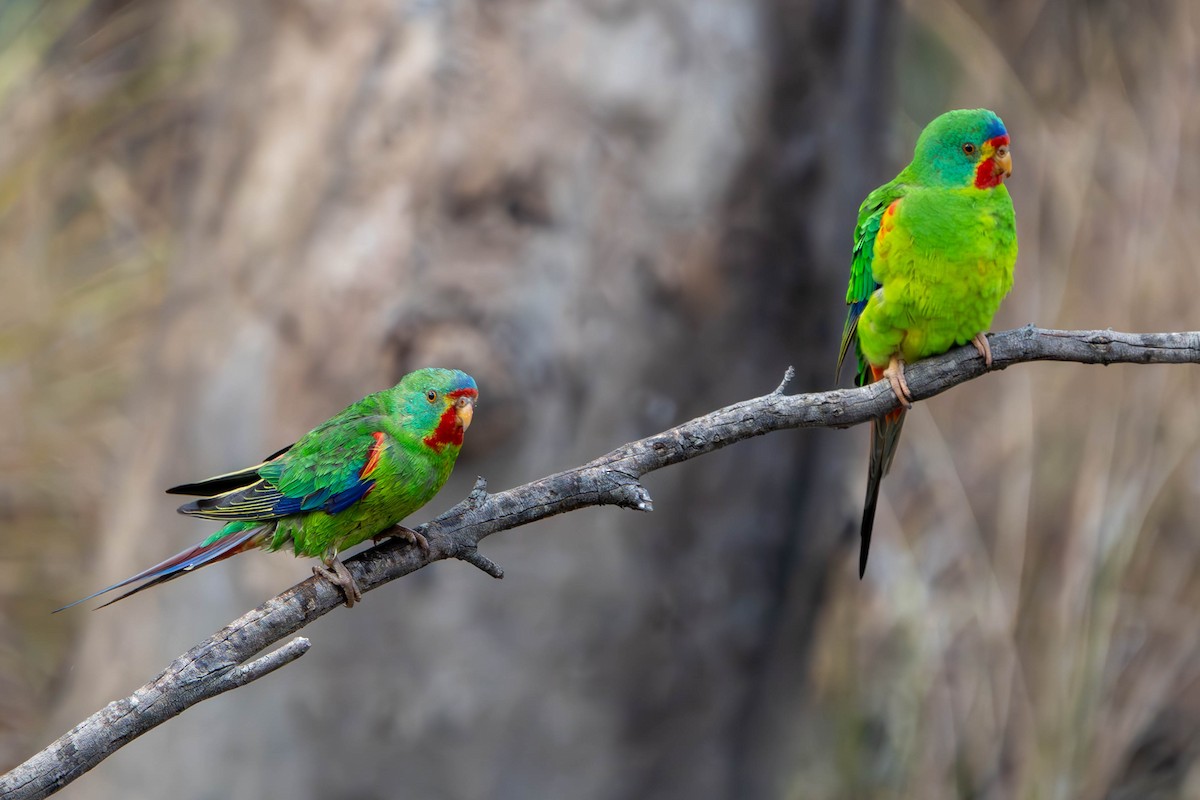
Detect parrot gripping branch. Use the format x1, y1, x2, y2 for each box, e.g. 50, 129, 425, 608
4, 326, 1200, 800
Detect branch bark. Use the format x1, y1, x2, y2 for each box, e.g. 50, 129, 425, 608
4, 326, 1199, 799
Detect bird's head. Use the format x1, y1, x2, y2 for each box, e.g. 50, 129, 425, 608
909, 108, 1012, 190
395, 368, 478, 452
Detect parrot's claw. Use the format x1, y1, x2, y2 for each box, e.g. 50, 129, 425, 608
883, 356, 913, 408
313, 558, 362, 608
372, 524, 430, 555
971, 333, 993, 367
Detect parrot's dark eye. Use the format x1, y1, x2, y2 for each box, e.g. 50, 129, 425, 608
962, 142, 976, 156
426, 390, 438, 403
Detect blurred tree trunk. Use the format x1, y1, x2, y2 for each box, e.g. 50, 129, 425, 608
49, 0, 893, 797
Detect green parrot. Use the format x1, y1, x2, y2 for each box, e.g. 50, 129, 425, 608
61, 367, 478, 610
837, 108, 1017, 577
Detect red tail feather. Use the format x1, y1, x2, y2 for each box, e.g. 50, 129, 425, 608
55, 525, 268, 612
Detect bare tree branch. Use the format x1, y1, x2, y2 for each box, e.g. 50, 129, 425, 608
3, 327, 1198, 799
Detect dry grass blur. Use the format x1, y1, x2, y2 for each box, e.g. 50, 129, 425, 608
0, 1, 1197, 798
0, 0, 199, 765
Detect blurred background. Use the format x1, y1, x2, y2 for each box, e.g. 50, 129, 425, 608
1, 0, 1199, 797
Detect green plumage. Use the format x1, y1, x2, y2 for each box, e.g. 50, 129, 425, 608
837, 108, 1018, 576
61, 367, 478, 610
193, 373, 470, 558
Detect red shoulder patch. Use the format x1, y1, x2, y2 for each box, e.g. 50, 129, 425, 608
359, 431, 386, 479
876, 199, 902, 248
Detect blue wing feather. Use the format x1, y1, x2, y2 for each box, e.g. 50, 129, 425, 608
270, 480, 375, 516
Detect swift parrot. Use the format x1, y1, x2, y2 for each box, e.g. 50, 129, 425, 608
61, 367, 478, 609
837, 108, 1017, 577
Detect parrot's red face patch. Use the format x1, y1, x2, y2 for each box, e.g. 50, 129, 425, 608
974, 134, 1012, 189
424, 388, 479, 452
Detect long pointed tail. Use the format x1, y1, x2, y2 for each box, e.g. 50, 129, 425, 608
55, 522, 268, 612
859, 405, 906, 578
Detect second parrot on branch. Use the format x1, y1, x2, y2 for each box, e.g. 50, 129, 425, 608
837, 108, 1018, 577
62, 367, 478, 610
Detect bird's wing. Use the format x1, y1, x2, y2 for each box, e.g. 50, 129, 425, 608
836, 180, 907, 387
165, 443, 294, 496
175, 421, 388, 521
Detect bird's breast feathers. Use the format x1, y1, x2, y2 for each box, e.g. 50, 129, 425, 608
861, 187, 1016, 363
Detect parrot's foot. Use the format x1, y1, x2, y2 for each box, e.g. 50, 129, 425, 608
883, 356, 913, 408
313, 558, 362, 608
372, 524, 430, 555
971, 333, 993, 367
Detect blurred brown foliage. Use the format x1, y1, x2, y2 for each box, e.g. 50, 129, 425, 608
1, 0, 1199, 798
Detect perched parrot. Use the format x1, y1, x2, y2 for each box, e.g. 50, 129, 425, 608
836, 108, 1017, 577
60, 367, 478, 610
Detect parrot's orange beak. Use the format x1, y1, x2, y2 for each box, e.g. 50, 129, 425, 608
454, 395, 475, 431
994, 144, 1013, 180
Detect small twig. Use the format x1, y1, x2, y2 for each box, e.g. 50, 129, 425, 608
774, 365, 796, 395
455, 548, 505, 578
207, 637, 311, 695
4, 327, 1199, 800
